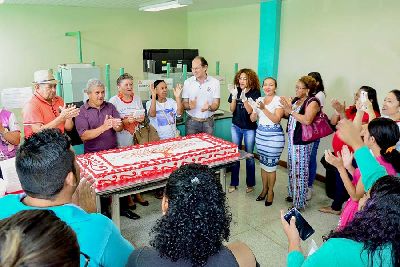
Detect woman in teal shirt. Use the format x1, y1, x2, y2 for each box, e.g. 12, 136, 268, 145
282, 119, 400, 267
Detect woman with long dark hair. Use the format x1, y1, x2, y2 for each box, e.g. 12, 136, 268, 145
126, 164, 258, 267
320, 85, 381, 215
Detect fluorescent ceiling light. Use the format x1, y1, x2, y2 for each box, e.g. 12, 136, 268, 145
139, 0, 192, 12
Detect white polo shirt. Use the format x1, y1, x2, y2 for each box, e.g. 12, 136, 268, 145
182, 75, 220, 119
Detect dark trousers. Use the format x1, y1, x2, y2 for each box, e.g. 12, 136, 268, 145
331, 168, 350, 211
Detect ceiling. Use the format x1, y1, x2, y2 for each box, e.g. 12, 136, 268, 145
2, 0, 262, 11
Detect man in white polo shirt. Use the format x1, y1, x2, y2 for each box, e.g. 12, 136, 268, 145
182, 56, 220, 135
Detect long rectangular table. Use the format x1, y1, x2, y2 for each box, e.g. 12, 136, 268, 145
95, 150, 252, 229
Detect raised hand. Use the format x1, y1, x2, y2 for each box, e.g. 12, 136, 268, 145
59, 104, 80, 120
150, 83, 157, 98
341, 145, 354, 170
111, 118, 122, 128
248, 98, 258, 112
324, 149, 344, 169
337, 119, 364, 150
256, 99, 265, 110
228, 84, 238, 100
173, 84, 183, 99
364, 98, 373, 113
331, 99, 345, 114
239, 89, 248, 102
279, 96, 292, 114
103, 115, 114, 130
189, 97, 197, 110
71, 177, 97, 213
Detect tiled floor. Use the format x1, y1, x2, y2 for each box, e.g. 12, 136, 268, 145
121, 161, 340, 267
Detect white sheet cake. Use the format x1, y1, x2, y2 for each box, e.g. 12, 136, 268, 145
76, 133, 240, 191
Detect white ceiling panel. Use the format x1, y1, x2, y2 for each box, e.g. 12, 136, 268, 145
2, 0, 262, 10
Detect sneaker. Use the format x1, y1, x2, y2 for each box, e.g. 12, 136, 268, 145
306, 187, 313, 201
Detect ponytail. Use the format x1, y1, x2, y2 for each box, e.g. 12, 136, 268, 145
381, 148, 400, 173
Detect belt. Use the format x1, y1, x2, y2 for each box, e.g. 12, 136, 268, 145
188, 115, 213, 122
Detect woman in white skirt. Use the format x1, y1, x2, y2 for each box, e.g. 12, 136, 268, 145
250, 77, 285, 206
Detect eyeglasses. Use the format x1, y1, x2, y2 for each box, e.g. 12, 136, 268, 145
295, 86, 307, 90
80, 251, 90, 267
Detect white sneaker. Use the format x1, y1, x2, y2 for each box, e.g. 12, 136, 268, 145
306, 187, 313, 201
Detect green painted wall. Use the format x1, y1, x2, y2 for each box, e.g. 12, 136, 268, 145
187, 4, 260, 111
0, 4, 187, 123
277, 0, 400, 174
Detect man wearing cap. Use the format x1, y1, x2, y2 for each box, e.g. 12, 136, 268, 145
182, 56, 220, 135
23, 69, 80, 138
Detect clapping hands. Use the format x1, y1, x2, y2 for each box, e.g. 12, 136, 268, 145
228, 84, 238, 100
279, 97, 293, 114
103, 115, 122, 130
59, 104, 80, 120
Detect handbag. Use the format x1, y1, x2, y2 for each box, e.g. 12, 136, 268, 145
134, 118, 160, 145
293, 97, 333, 145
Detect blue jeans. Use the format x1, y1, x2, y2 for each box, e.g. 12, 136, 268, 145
230, 124, 256, 187
308, 139, 320, 187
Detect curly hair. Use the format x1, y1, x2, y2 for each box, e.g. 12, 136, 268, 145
0, 210, 80, 266
327, 175, 400, 266
298, 75, 318, 96
233, 68, 260, 91
150, 164, 232, 267
368, 117, 400, 173
117, 73, 133, 85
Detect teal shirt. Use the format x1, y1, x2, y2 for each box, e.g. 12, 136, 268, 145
0, 194, 134, 267
287, 146, 396, 266
288, 238, 392, 267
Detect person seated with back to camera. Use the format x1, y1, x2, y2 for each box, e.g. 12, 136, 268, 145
0, 209, 81, 267
126, 163, 259, 267
0, 129, 134, 267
